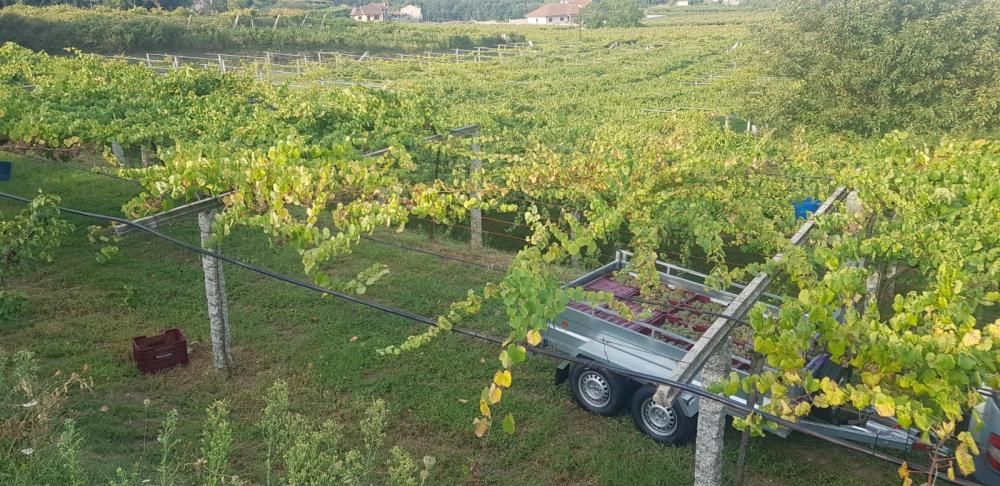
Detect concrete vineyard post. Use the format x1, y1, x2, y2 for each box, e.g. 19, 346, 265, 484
111, 141, 128, 167
470, 139, 483, 249
198, 210, 234, 373
569, 210, 580, 265
734, 353, 764, 486
694, 343, 730, 486
139, 144, 153, 167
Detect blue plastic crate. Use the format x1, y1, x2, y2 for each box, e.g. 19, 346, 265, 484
0, 161, 10, 182
793, 198, 821, 219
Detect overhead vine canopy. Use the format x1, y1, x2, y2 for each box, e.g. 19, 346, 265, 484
2, 39, 998, 481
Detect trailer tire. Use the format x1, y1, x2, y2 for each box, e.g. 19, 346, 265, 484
630, 384, 695, 445
569, 365, 628, 416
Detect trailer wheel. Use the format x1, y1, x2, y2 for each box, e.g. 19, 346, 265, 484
569, 365, 628, 415
630, 384, 695, 445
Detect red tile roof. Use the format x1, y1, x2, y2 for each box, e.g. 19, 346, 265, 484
525, 3, 583, 17
352, 3, 388, 16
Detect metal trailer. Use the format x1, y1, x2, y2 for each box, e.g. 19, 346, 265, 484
542, 250, 924, 450
971, 393, 1000, 485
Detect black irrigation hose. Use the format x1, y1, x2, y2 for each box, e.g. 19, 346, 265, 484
0, 190, 974, 485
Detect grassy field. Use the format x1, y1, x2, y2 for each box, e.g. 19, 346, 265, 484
0, 151, 905, 485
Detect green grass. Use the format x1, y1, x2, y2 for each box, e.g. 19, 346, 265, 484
0, 152, 902, 485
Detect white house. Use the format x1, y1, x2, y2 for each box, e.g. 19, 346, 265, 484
351, 3, 422, 22
397, 4, 423, 21
351, 3, 389, 22
524, 2, 586, 24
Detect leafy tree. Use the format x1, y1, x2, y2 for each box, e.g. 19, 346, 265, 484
736, 0, 1000, 135
581, 0, 643, 28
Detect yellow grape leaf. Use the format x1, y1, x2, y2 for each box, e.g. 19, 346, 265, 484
526, 329, 542, 346
849, 388, 870, 409
955, 442, 975, 475
473, 417, 490, 438
958, 431, 980, 455
499, 350, 511, 369
961, 329, 981, 348
479, 399, 492, 418
779, 399, 793, 417
947, 464, 955, 481
819, 377, 846, 406
488, 384, 502, 405
793, 401, 811, 416
783, 370, 801, 385
936, 420, 955, 437
986, 321, 1000, 340
494, 370, 512, 388
873, 395, 895, 417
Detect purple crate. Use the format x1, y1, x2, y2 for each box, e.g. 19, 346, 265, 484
132, 329, 189, 374
583, 276, 640, 298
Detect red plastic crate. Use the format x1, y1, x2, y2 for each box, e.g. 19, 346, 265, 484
583, 276, 640, 298
132, 329, 189, 374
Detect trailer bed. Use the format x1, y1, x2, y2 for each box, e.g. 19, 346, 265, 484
549, 258, 760, 375
544, 251, 926, 452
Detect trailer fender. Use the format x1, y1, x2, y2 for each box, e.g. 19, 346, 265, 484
555, 360, 572, 385
676, 392, 699, 418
